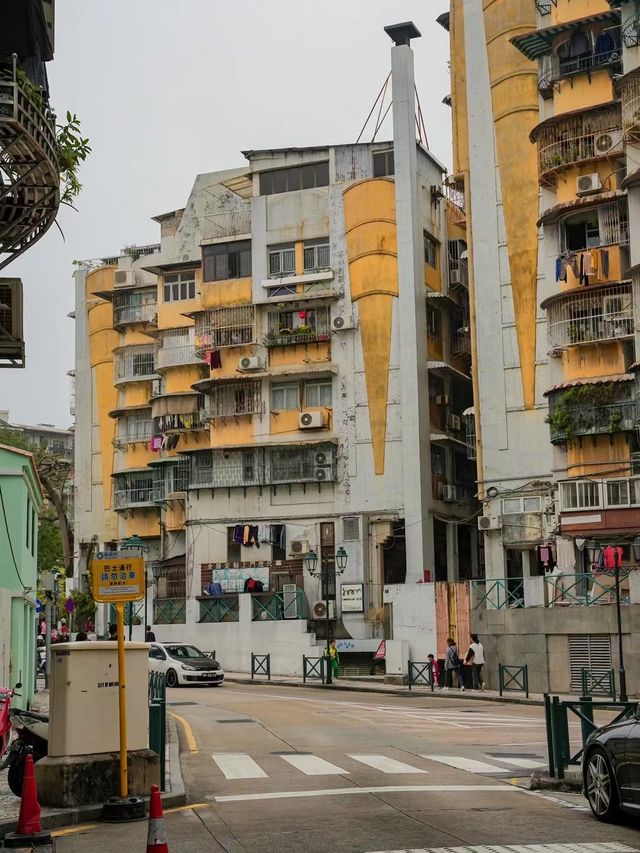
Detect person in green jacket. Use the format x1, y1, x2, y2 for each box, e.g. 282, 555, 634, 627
327, 639, 340, 679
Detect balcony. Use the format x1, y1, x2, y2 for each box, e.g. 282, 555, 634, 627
451, 326, 471, 357
445, 178, 465, 226
115, 417, 153, 446
0, 65, 59, 271
113, 293, 157, 329
472, 574, 631, 609
200, 206, 251, 242
201, 380, 263, 420
559, 476, 640, 511
155, 328, 200, 370
532, 105, 623, 187
547, 380, 636, 444
152, 393, 207, 434
620, 67, 640, 141
152, 459, 190, 502
544, 283, 633, 350
264, 305, 331, 347
447, 240, 468, 292
113, 474, 155, 510
193, 305, 255, 358
114, 346, 156, 385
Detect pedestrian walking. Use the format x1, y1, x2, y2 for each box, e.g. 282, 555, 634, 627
465, 633, 485, 690
145, 625, 156, 642
427, 653, 440, 688
327, 639, 340, 680
444, 637, 464, 691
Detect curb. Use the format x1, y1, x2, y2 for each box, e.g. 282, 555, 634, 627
530, 768, 583, 793
0, 716, 186, 838
223, 675, 546, 705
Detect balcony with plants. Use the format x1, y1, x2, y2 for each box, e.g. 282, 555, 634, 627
546, 380, 637, 444
544, 282, 633, 350
263, 305, 331, 348
532, 104, 623, 187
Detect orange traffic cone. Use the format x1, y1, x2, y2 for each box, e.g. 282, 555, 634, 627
3, 753, 52, 848
146, 784, 169, 852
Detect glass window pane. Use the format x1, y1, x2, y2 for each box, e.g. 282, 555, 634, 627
180, 280, 187, 300
240, 247, 251, 277
303, 247, 315, 270
260, 172, 273, 195
305, 384, 318, 407
302, 164, 315, 189
283, 249, 295, 273
317, 244, 330, 267
561, 483, 576, 509
215, 254, 228, 281
315, 161, 329, 186
273, 170, 287, 194
269, 252, 281, 275
164, 284, 171, 302
189, 280, 195, 299
502, 498, 521, 515
523, 496, 541, 512
287, 168, 301, 191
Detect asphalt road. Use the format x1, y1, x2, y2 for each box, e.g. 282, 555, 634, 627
55, 684, 640, 852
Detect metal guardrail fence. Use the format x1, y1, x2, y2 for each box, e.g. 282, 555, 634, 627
148, 671, 166, 790
498, 664, 529, 698
251, 653, 271, 680
544, 694, 637, 779
581, 668, 616, 699
408, 661, 435, 691
303, 655, 325, 684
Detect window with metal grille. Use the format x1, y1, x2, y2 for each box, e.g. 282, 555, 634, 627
194, 305, 255, 351
267, 305, 330, 336
113, 289, 157, 325
203, 380, 263, 419
342, 516, 361, 541
188, 444, 335, 488
113, 472, 154, 508
568, 635, 612, 691
424, 232, 438, 268
373, 149, 394, 177
303, 241, 330, 272
202, 240, 252, 282
163, 271, 196, 302
115, 346, 155, 381
259, 162, 329, 196
269, 245, 296, 277
270, 447, 315, 483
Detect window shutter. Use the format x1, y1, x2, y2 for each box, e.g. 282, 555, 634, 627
343, 516, 361, 542
568, 635, 612, 691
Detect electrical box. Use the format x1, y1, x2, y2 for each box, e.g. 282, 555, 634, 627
48, 642, 149, 757
384, 640, 409, 677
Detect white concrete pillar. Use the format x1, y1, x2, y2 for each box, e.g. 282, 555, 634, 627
387, 22, 435, 584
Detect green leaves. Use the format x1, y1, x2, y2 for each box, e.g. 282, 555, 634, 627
56, 113, 92, 206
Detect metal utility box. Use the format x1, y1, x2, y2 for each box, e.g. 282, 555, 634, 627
384, 640, 409, 676
49, 642, 149, 757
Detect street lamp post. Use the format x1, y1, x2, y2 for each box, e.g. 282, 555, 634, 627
304, 546, 348, 685
614, 562, 628, 702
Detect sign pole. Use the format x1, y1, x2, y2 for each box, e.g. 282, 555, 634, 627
116, 601, 128, 798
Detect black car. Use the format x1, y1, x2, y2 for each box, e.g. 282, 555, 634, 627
582, 706, 640, 821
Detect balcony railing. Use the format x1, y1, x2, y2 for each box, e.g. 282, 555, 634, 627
534, 107, 622, 186
446, 179, 466, 225
0, 64, 59, 271
620, 71, 640, 140
113, 301, 158, 328
546, 284, 633, 350
113, 485, 155, 510
451, 328, 471, 356
115, 422, 153, 445
264, 329, 331, 347
545, 571, 630, 606
539, 43, 622, 96
201, 207, 251, 242
251, 590, 308, 621
194, 305, 255, 357
198, 595, 240, 623
156, 329, 199, 370
152, 460, 190, 501
114, 346, 156, 384
559, 476, 640, 511
548, 389, 637, 444
535, 0, 553, 13
471, 578, 525, 610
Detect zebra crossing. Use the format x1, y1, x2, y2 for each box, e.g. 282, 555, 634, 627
209, 751, 545, 780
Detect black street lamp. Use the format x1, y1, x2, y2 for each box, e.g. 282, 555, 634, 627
614, 561, 628, 702
304, 546, 348, 685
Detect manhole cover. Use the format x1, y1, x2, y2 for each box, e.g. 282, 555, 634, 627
216, 719, 256, 724
168, 702, 197, 707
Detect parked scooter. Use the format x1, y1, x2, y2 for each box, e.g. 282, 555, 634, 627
0, 682, 20, 760
0, 685, 49, 796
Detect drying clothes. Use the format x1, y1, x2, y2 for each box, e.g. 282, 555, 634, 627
150, 435, 163, 452
203, 350, 213, 367
594, 30, 616, 59
233, 525, 244, 544
249, 525, 260, 548
539, 545, 551, 566
210, 350, 222, 370
258, 524, 271, 544
555, 257, 566, 283
556, 537, 576, 573
601, 248, 609, 278
568, 28, 590, 58
589, 250, 598, 278
601, 544, 623, 570
243, 524, 250, 546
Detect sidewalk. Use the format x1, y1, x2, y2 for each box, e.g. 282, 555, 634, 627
0, 690, 185, 838
222, 670, 583, 705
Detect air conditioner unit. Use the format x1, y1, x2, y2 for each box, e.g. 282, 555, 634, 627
594, 130, 623, 157
478, 515, 502, 531
449, 268, 463, 286
435, 395, 450, 406
313, 600, 336, 619
282, 583, 299, 619
0, 278, 24, 366
447, 413, 461, 431
238, 356, 263, 372
576, 173, 602, 196
290, 539, 310, 556
299, 410, 324, 429
332, 314, 354, 331
440, 485, 458, 502
314, 466, 332, 481
114, 270, 133, 287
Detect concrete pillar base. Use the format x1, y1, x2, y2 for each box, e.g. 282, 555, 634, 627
35, 749, 159, 808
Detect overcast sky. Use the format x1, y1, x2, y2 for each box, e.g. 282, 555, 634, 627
2, 0, 451, 428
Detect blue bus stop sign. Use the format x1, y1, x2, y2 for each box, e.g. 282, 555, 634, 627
36, 598, 43, 614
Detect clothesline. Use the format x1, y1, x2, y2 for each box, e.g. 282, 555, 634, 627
555, 248, 610, 285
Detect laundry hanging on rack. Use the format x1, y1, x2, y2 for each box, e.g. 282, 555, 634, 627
555, 248, 610, 285
599, 544, 623, 570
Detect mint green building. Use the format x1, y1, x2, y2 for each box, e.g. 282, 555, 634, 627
0, 445, 44, 709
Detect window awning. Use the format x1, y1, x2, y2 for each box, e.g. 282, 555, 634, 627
427, 361, 471, 382
511, 11, 619, 60
544, 373, 633, 396
112, 467, 153, 477
462, 406, 475, 417
537, 189, 625, 227
151, 392, 201, 419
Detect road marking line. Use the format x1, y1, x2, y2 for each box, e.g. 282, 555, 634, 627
214, 784, 521, 803
52, 824, 99, 837
170, 711, 198, 752
423, 755, 506, 773
280, 754, 349, 776
164, 802, 210, 814
365, 844, 639, 853
212, 753, 267, 779
348, 755, 427, 774
492, 757, 544, 769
